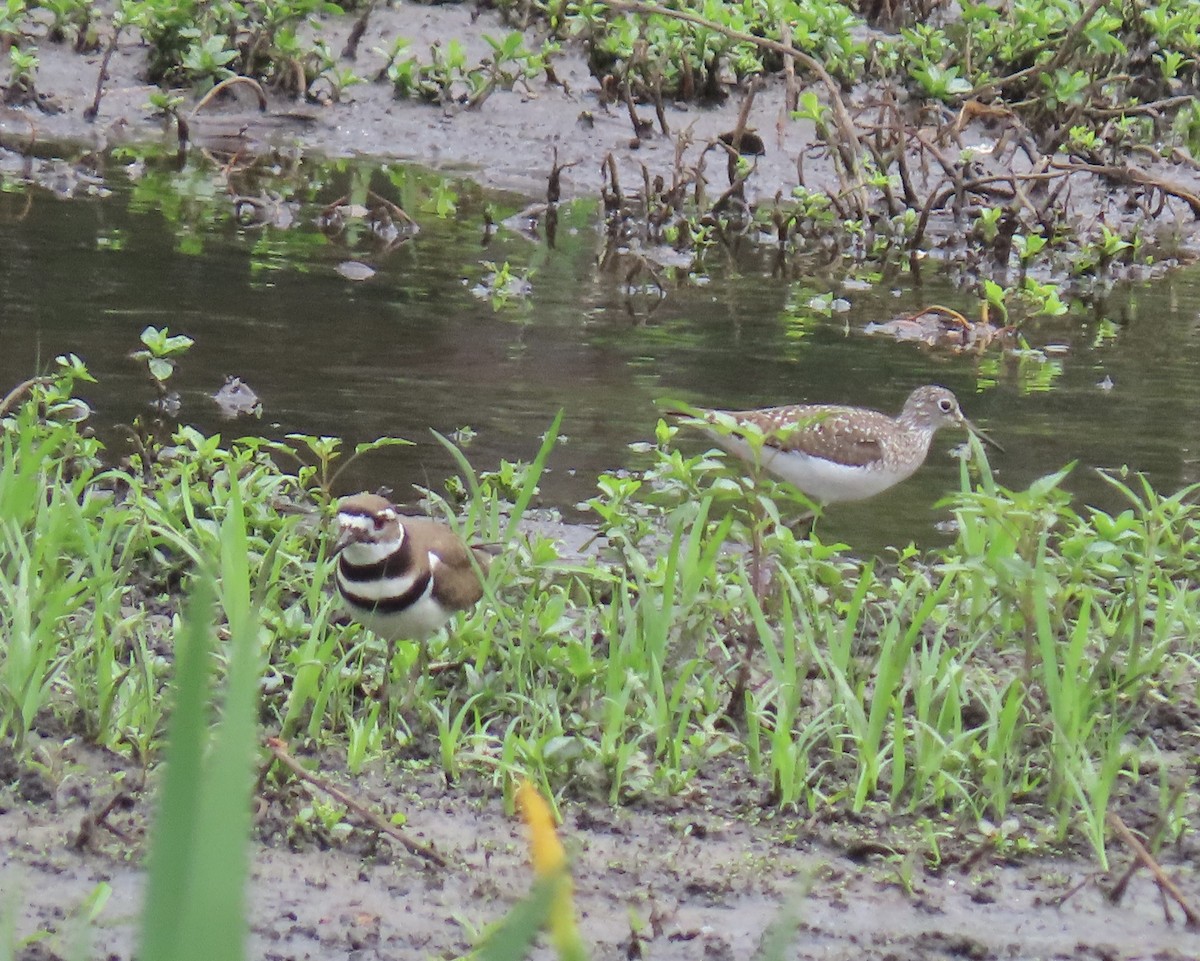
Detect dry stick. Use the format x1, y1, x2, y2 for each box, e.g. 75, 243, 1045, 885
622, 81, 651, 138
0, 375, 53, 418
778, 17, 798, 117
967, 0, 1109, 98
84, 24, 123, 122
77, 791, 135, 847
1110, 792, 1191, 904
723, 78, 761, 184
1107, 812, 1200, 928
1088, 94, 1196, 120
1049, 871, 1101, 909
887, 94, 918, 209
547, 146, 581, 204
602, 151, 623, 212
341, 0, 377, 61
595, 0, 865, 204
1050, 159, 1200, 218
265, 737, 448, 868
909, 168, 1065, 253
191, 75, 269, 118
651, 73, 669, 136
730, 77, 760, 150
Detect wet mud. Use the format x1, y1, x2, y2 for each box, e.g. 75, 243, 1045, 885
4, 737, 1199, 960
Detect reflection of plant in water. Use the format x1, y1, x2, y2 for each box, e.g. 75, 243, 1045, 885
474, 260, 535, 312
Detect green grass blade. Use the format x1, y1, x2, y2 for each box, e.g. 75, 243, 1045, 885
139, 577, 216, 961
505, 409, 563, 539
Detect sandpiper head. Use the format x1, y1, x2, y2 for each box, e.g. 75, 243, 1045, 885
902, 386, 966, 430
332, 492, 405, 558
903, 385, 1002, 451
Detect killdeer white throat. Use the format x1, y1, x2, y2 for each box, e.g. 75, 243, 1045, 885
679, 385, 1001, 506
331, 492, 488, 704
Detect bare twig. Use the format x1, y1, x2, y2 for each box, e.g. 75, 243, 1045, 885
601, 152, 623, 212
1086, 95, 1196, 120
778, 17, 797, 117
0, 375, 54, 418
265, 737, 448, 868
1107, 812, 1200, 928
547, 146, 580, 204
191, 75, 269, 118
1050, 159, 1200, 218
622, 81, 652, 139
72, 791, 135, 848
341, 0, 376, 60
84, 24, 124, 122
651, 72, 669, 136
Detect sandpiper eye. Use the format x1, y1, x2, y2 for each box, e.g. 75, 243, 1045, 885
938, 398, 953, 412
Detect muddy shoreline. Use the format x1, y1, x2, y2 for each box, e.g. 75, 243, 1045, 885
14, 2, 826, 208
5, 737, 1198, 960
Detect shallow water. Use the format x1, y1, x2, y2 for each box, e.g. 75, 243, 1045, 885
3, 149, 1198, 552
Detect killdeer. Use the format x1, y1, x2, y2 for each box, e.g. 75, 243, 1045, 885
331, 492, 488, 703
676, 385, 1001, 506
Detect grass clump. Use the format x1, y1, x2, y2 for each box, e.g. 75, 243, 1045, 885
2, 350, 1199, 877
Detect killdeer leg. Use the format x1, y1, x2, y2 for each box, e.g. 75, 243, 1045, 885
388, 639, 429, 718
381, 636, 399, 716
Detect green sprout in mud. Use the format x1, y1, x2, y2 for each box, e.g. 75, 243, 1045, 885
0, 0, 25, 44
145, 88, 185, 126
1155, 50, 1188, 82
294, 799, 352, 839
181, 33, 238, 90
311, 58, 363, 102
791, 91, 830, 127
6, 45, 37, 95
1020, 278, 1068, 317
1012, 231, 1047, 275
1073, 225, 1138, 280
41, 0, 96, 48
383, 30, 551, 105
973, 207, 1003, 245
131, 324, 194, 394
910, 62, 970, 101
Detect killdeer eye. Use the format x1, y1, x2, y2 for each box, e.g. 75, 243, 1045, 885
372, 515, 386, 530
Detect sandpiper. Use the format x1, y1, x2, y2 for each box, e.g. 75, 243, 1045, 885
678, 385, 1000, 506
331, 492, 489, 706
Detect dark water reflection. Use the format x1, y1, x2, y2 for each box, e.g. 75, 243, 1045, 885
2, 152, 1198, 553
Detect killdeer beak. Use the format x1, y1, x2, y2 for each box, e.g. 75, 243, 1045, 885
330, 524, 366, 557
965, 418, 1005, 454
